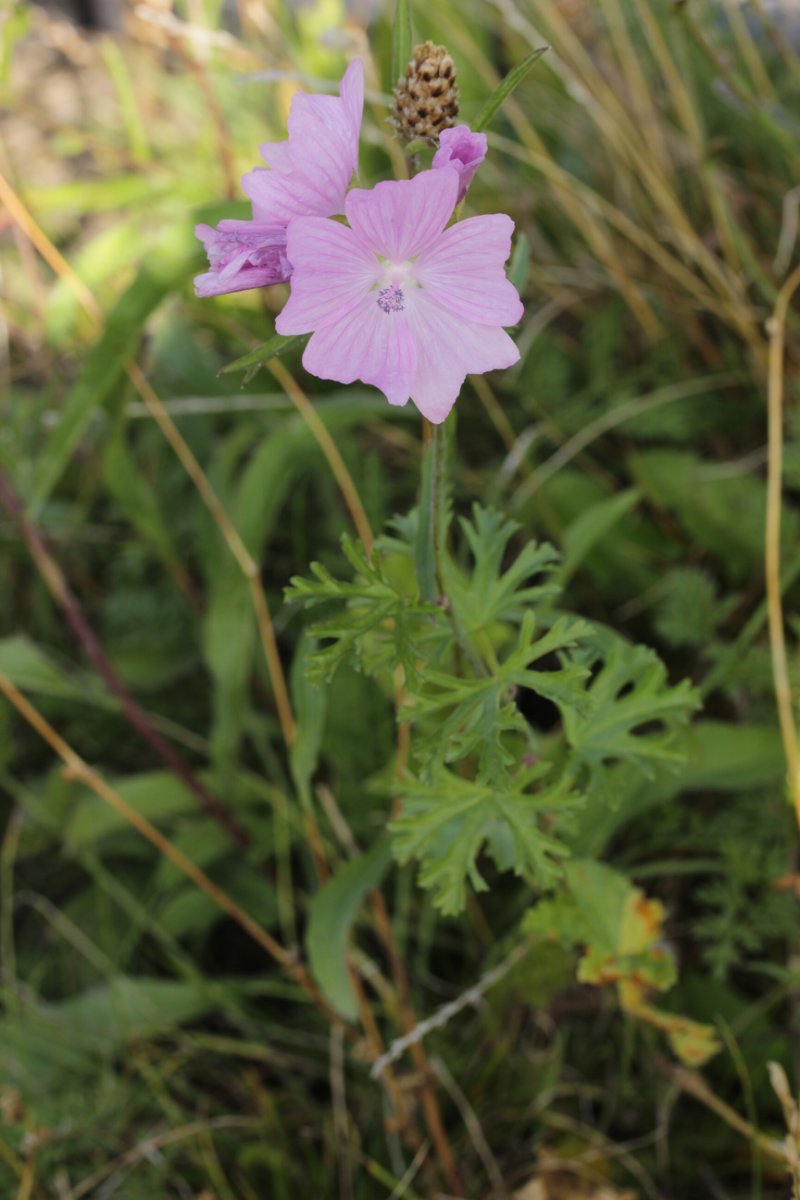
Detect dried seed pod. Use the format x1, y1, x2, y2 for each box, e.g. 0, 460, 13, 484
391, 41, 459, 145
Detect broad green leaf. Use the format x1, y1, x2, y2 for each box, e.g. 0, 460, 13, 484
220, 333, 307, 384
628, 449, 799, 584
560, 489, 640, 583
524, 860, 676, 992
66, 771, 207, 848
473, 47, 549, 132
45, 222, 145, 345
391, 0, 413, 88
0, 977, 217, 1093
30, 230, 199, 509
306, 838, 392, 1020
0, 636, 102, 704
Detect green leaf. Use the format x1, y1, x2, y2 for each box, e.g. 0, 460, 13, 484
392, 764, 579, 915
103, 420, 181, 568
0, 977, 218, 1093
524, 859, 676, 992
391, 0, 413, 88
508, 232, 530, 294
286, 533, 443, 687
66, 771, 205, 848
30, 230, 198, 509
220, 333, 307, 385
473, 46, 549, 133
563, 627, 699, 799
202, 396, 393, 776
447, 504, 561, 635
0, 636, 102, 704
409, 611, 589, 778
306, 838, 392, 1020
289, 632, 327, 811
560, 489, 640, 584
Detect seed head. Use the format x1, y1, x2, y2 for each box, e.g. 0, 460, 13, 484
391, 41, 459, 145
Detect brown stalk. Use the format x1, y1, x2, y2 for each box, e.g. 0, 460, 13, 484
0, 672, 347, 1033
765, 263, 800, 827
0, 469, 251, 851
0, 170, 297, 750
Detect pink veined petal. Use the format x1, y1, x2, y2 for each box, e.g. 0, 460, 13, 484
300, 295, 416, 407
415, 214, 524, 327
288, 60, 363, 158
193, 221, 290, 298
345, 170, 459, 262
338, 59, 364, 159
275, 217, 379, 333
404, 291, 519, 423
283, 109, 357, 208
244, 60, 364, 222
243, 159, 348, 223
258, 140, 294, 171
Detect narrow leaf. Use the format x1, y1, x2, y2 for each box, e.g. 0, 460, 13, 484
560, 489, 639, 583
289, 633, 327, 811
307, 838, 392, 1020
31, 232, 197, 509
220, 333, 307, 383
473, 47, 549, 133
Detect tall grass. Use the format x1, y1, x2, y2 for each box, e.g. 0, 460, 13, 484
1, 0, 800, 1196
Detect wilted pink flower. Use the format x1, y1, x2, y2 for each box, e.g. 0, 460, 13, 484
194, 221, 291, 297
275, 168, 522, 423
432, 125, 487, 203
194, 61, 364, 298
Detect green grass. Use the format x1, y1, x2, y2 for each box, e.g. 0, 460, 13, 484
2, 0, 800, 1196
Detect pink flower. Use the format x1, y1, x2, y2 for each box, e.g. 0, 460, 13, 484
432, 125, 487, 203
194, 220, 291, 297
243, 59, 364, 223
275, 169, 523, 424
194, 61, 364, 298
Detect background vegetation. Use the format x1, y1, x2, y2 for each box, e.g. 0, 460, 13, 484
2, 0, 800, 1196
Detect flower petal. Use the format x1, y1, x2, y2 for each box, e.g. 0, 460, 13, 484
345, 169, 459, 263
432, 125, 487, 203
404, 291, 519, 423
301, 296, 416, 407
275, 217, 379, 333
193, 220, 290, 298
243, 60, 364, 222
415, 214, 524, 327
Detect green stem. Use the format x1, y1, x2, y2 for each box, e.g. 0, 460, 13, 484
431, 420, 448, 601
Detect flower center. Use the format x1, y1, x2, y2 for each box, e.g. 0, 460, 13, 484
376, 284, 404, 314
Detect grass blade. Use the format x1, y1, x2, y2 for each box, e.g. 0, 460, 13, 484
473, 46, 549, 132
